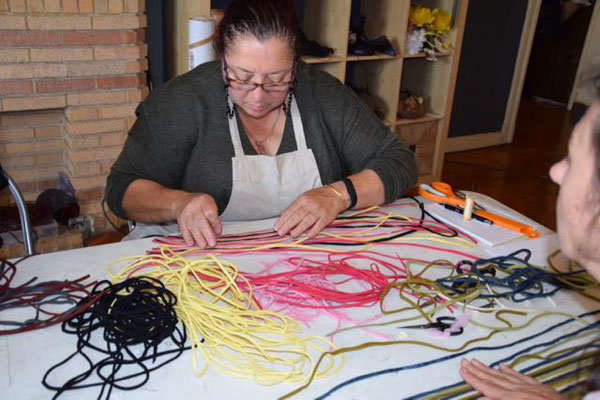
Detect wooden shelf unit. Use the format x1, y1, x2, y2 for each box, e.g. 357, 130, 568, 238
169, 0, 468, 182
396, 113, 444, 126
403, 51, 453, 59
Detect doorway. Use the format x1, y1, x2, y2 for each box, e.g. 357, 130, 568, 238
522, 0, 596, 106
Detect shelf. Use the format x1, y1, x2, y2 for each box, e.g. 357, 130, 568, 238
300, 55, 345, 64
395, 113, 443, 126
345, 53, 399, 62
403, 51, 453, 59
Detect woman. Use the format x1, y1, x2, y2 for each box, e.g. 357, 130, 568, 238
459, 78, 600, 399
105, 0, 417, 247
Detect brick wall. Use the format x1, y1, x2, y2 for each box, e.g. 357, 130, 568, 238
0, 0, 148, 232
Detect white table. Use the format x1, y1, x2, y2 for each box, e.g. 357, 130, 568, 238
2, 201, 597, 400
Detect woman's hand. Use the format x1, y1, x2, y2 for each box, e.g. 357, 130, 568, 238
460, 359, 563, 400
171, 193, 223, 248
274, 185, 347, 238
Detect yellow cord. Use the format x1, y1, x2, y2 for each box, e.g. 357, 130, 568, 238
108, 251, 343, 385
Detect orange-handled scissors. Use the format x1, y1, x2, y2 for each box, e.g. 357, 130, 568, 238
419, 182, 466, 208
419, 182, 540, 239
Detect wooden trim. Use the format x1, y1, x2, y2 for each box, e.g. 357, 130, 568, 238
568, 0, 600, 108
445, 131, 505, 153
395, 113, 443, 127
403, 51, 453, 59
301, 55, 345, 64
169, 0, 212, 77
503, 0, 542, 143
432, 0, 469, 180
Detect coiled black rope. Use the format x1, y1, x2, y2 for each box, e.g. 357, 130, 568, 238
42, 276, 188, 399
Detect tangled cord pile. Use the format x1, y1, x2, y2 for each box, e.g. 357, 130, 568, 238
42, 276, 187, 399
110, 252, 340, 385
0, 257, 99, 335
436, 249, 597, 303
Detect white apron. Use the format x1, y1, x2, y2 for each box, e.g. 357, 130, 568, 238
220, 98, 322, 221
124, 97, 322, 240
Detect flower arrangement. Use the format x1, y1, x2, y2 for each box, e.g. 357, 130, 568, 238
405, 5, 452, 60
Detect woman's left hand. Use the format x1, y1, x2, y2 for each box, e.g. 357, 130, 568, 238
274, 186, 347, 238
460, 359, 563, 400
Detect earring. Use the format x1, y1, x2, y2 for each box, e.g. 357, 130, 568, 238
285, 91, 293, 115
224, 84, 235, 119
283, 62, 297, 115
283, 84, 295, 115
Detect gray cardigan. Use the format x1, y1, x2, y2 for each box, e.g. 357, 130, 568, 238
106, 60, 418, 219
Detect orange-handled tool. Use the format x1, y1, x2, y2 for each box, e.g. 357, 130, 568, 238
419, 182, 540, 239
472, 209, 540, 238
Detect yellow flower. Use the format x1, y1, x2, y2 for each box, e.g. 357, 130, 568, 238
430, 9, 451, 33
410, 5, 435, 28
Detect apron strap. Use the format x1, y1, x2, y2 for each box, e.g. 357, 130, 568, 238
289, 97, 308, 151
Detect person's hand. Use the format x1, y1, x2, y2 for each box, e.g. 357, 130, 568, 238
171, 193, 222, 248
460, 358, 563, 400
274, 186, 347, 238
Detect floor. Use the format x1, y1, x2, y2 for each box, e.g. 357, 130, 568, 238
441, 97, 573, 231
85, 97, 573, 246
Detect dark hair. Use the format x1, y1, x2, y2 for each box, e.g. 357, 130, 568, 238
214, 0, 302, 60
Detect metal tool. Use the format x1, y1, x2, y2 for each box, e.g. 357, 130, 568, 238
397, 316, 463, 336
419, 182, 540, 239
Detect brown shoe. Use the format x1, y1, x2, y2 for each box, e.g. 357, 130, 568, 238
397, 90, 426, 119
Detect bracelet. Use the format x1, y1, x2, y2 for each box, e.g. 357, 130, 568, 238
342, 178, 357, 210
326, 185, 347, 208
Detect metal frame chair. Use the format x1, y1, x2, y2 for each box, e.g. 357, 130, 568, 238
0, 164, 34, 255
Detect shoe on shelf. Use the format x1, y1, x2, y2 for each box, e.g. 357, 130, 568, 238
300, 31, 334, 58
365, 34, 396, 57
348, 33, 396, 57
348, 41, 376, 56
397, 90, 426, 119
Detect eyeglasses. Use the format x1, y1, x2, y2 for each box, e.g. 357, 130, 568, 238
223, 58, 294, 93
226, 76, 292, 93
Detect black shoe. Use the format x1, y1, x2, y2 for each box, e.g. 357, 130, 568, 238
348, 34, 396, 57
365, 35, 396, 57
300, 31, 334, 58
348, 41, 376, 56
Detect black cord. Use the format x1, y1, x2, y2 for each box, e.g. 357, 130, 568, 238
326, 196, 461, 245
42, 277, 189, 399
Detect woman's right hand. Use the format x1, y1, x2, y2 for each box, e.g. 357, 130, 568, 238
171, 193, 222, 248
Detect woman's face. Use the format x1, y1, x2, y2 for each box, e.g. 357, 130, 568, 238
549, 101, 600, 277
224, 34, 294, 119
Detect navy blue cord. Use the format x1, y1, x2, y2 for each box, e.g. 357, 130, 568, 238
436, 249, 589, 302
314, 309, 600, 400
413, 344, 600, 399
438, 364, 599, 400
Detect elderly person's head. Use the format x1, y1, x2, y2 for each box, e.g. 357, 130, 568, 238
214, 0, 300, 119
549, 75, 600, 278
